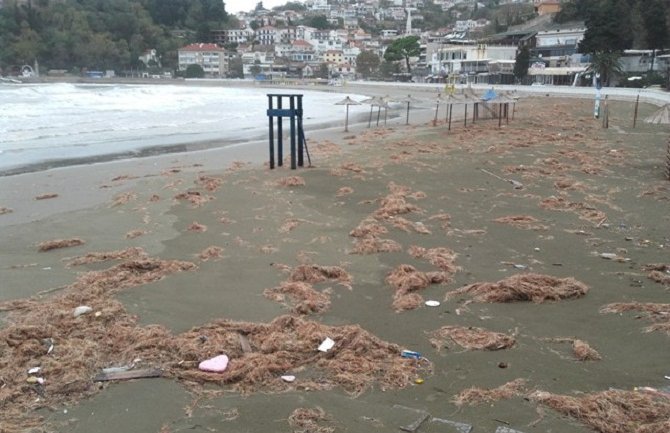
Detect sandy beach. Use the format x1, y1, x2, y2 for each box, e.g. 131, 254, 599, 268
1, 84, 669, 433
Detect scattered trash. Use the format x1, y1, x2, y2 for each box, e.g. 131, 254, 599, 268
93, 368, 163, 382
454, 379, 528, 406
513, 264, 527, 270
318, 337, 335, 352
281, 375, 296, 383
101, 365, 132, 374
27, 367, 40, 374
400, 411, 429, 433
425, 300, 440, 307
430, 326, 516, 351
401, 350, 422, 360
414, 378, 424, 385
600, 253, 619, 260
430, 417, 473, 433
480, 168, 524, 190
495, 427, 527, 433
72, 306, 93, 318
26, 377, 45, 385
198, 355, 229, 373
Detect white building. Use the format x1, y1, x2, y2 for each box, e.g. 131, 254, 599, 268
177, 43, 228, 77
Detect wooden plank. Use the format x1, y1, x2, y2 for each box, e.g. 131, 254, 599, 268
93, 368, 163, 382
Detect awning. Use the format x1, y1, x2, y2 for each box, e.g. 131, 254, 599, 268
528, 66, 588, 76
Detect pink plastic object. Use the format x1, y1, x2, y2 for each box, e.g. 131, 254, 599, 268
198, 354, 229, 373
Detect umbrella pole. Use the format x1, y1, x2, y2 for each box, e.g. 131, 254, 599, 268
633, 94, 640, 128
368, 106, 373, 128
433, 101, 439, 126
498, 103, 503, 128
666, 139, 670, 180
464, 104, 468, 128
406, 102, 410, 125
506, 103, 509, 125
384, 105, 388, 126
512, 103, 516, 120
376, 106, 381, 126
345, 105, 349, 132
473, 102, 477, 123
448, 104, 453, 131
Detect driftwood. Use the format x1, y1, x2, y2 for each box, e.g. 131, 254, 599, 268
93, 368, 163, 382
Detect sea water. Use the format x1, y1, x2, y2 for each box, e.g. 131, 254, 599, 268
0, 82, 367, 174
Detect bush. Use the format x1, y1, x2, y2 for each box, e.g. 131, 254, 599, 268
184, 64, 205, 78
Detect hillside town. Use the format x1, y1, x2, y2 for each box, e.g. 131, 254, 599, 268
170, 0, 669, 87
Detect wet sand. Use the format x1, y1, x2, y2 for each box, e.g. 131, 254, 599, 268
1, 92, 669, 433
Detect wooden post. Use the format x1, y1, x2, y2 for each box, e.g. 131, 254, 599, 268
290, 96, 297, 169
297, 95, 304, 167
464, 104, 468, 128
633, 94, 640, 128
268, 95, 275, 169
448, 104, 453, 131
277, 97, 283, 166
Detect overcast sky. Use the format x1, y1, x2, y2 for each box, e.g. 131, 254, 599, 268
225, 0, 304, 14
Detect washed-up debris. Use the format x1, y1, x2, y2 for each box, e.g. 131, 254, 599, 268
495, 427, 527, 433
94, 368, 163, 382
287, 407, 334, 433
281, 375, 296, 383
430, 417, 473, 433
529, 389, 670, 433
0, 207, 13, 215
445, 273, 589, 303
454, 379, 528, 406
38, 238, 86, 252
430, 326, 516, 351
35, 193, 59, 200
198, 354, 229, 373
401, 350, 422, 360
264, 281, 331, 315
425, 300, 440, 307
600, 302, 670, 335
400, 412, 430, 433
66, 247, 147, 266
387, 264, 451, 312
277, 176, 306, 187
72, 305, 93, 318
318, 337, 335, 352
480, 168, 524, 189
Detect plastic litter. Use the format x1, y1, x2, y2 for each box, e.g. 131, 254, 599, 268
281, 375, 296, 383
73, 306, 93, 317
27, 367, 40, 374
198, 354, 229, 373
317, 337, 335, 352
425, 300, 440, 307
401, 350, 422, 360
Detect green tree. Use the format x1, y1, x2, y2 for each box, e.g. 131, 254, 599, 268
383, 35, 420, 73
513, 45, 530, 82
185, 63, 205, 78
640, 0, 669, 71
579, 0, 633, 54
250, 59, 261, 76
306, 15, 330, 30
317, 62, 330, 79
590, 51, 623, 87
379, 60, 399, 79
228, 56, 243, 78
355, 50, 380, 78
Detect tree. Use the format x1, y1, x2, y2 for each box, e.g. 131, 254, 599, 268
356, 50, 380, 79
249, 59, 261, 76
317, 62, 330, 79
383, 35, 420, 73
590, 51, 623, 87
513, 45, 530, 82
228, 56, 243, 78
185, 63, 205, 78
306, 15, 330, 30
641, 0, 669, 71
579, 0, 633, 54
379, 60, 399, 79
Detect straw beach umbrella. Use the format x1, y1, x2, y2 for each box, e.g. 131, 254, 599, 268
644, 104, 670, 180
394, 94, 423, 125
361, 96, 388, 128
438, 93, 465, 131
335, 96, 361, 132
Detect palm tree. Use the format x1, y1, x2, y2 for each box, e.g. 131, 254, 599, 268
589, 52, 623, 87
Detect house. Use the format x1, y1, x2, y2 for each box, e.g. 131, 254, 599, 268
532, 21, 586, 67
210, 28, 254, 46
534, 0, 562, 16
138, 49, 160, 67
177, 43, 228, 77
256, 26, 277, 46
